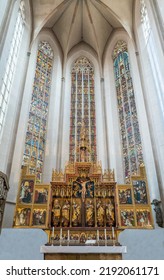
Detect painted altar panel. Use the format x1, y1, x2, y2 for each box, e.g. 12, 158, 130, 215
118, 185, 133, 205
120, 207, 136, 227
14, 207, 31, 227
136, 207, 152, 227
19, 179, 34, 204
117, 165, 153, 229
34, 186, 48, 204
132, 179, 148, 204
32, 207, 47, 227
13, 171, 51, 229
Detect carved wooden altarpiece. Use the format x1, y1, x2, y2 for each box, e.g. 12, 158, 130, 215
13, 120, 153, 245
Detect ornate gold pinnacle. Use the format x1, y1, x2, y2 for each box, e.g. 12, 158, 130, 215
78, 119, 90, 162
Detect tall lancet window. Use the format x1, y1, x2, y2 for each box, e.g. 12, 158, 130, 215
113, 41, 143, 182
69, 57, 97, 162
0, 0, 25, 140
23, 41, 53, 183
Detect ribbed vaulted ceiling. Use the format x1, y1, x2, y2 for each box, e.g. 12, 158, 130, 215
32, 0, 134, 58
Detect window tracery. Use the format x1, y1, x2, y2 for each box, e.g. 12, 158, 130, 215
0, 0, 25, 139
22, 41, 53, 183
69, 57, 97, 162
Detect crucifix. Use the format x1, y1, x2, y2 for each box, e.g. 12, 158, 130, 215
75, 178, 90, 227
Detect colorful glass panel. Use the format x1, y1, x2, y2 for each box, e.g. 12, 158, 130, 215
113, 41, 143, 182
69, 57, 97, 162
22, 41, 53, 182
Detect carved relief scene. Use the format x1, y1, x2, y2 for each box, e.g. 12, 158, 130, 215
51, 162, 116, 231
13, 174, 50, 229
117, 165, 153, 229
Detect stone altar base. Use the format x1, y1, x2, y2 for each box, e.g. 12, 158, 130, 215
40, 245, 127, 260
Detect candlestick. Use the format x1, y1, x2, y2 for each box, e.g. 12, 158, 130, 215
68, 230, 70, 242
60, 228, 62, 240
112, 227, 115, 239
104, 228, 107, 240
52, 227, 54, 238
97, 229, 99, 241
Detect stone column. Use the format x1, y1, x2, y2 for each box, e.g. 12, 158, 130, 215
57, 77, 65, 169
100, 77, 110, 168
134, 50, 164, 218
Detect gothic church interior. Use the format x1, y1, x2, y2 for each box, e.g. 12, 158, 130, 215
0, 0, 164, 260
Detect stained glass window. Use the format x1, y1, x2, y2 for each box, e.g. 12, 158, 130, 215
0, 0, 25, 140
113, 41, 143, 182
69, 57, 97, 162
22, 41, 53, 183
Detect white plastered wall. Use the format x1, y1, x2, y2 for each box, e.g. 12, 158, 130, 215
103, 29, 160, 214
134, 0, 164, 214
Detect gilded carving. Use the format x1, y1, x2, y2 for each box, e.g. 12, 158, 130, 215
97, 200, 105, 227
85, 199, 94, 227
61, 200, 70, 227
106, 199, 115, 227
72, 200, 81, 226
52, 199, 61, 227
